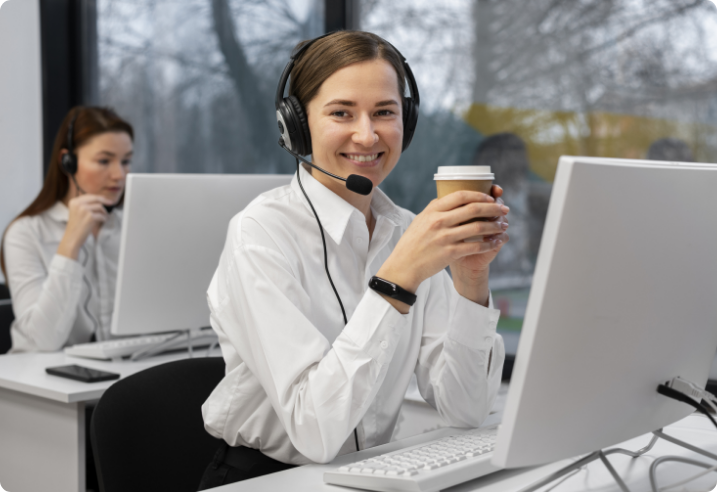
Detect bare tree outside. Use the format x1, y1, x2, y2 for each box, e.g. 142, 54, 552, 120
99, 0, 323, 175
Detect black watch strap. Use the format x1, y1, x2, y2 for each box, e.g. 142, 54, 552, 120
368, 276, 417, 307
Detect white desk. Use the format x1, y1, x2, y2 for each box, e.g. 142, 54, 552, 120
0, 350, 214, 492
209, 414, 717, 492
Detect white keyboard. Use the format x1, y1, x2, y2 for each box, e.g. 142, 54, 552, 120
64, 330, 217, 360
324, 425, 501, 492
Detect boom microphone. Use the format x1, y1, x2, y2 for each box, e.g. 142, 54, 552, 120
279, 139, 373, 196
69, 173, 116, 213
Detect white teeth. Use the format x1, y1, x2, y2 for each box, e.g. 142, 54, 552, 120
346, 154, 379, 162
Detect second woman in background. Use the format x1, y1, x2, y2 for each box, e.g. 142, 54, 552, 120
0, 106, 133, 352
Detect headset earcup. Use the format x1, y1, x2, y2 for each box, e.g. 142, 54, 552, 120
61, 153, 77, 175
277, 101, 296, 152
287, 96, 311, 156
402, 98, 419, 152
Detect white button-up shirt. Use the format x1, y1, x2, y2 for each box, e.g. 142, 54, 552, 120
202, 165, 505, 465
3, 202, 122, 352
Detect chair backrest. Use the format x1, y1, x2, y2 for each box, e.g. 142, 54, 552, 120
91, 357, 225, 492
0, 283, 10, 300
0, 300, 13, 355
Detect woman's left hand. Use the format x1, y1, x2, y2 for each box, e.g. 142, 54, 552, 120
449, 185, 509, 303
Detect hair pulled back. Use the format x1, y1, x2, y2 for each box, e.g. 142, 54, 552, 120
1, 106, 133, 279
289, 31, 407, 109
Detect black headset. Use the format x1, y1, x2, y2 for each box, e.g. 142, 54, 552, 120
61, 110, 79, 176
60, 108, 117, 214
275, 32, 420, 156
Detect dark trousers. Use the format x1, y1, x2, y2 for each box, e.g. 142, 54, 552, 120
197, 442, 296, 490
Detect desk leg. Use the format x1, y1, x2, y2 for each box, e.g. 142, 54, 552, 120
0, 387, 85, 492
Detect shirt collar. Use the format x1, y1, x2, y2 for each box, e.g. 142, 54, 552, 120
47, 201, 69, 223
290, 165, 403, 245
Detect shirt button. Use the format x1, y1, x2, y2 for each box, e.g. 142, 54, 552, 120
380, 341, 388, 350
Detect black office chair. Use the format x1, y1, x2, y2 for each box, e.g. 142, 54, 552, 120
90, 357, 225, 492
0, 284, 13, 354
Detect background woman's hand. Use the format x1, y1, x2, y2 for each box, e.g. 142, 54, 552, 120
57, 195, 112, 260
376, 185, 509, 310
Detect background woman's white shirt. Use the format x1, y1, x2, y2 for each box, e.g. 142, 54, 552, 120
3, 201, 122, 352
202, 165, 505, 465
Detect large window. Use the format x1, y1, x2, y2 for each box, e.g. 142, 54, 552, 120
99, 0, 324, 175
361, 0, 717, 338
98, 0, 717, 341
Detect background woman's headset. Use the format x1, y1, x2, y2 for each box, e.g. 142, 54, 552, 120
60, 109, 117, 214
275, 32, 420, 156
61, 110, 79, 176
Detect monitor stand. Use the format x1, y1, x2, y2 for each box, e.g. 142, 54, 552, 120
129, 327, 218, 361
517, 428, 717, 492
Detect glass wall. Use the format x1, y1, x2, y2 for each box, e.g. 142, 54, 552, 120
99, 0, 717, 343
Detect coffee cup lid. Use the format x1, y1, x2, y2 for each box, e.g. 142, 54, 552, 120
434, 166, 494, 180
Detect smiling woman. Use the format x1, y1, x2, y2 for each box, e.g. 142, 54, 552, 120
0, 106, 133, 352
198, 31, 509, 489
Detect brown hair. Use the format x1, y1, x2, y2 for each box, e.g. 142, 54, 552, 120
1, 106, 134, 280
289, 31, 407, 109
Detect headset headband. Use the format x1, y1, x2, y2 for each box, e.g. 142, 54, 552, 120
275, 32, 419, 109
67, 109, 78, 155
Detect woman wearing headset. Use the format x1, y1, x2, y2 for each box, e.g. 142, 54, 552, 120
0, 106, 133, 352
199, 31, 508, 488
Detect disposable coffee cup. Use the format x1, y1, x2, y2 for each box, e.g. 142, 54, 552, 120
435, 166, 496, 241
434, 166, 494, 200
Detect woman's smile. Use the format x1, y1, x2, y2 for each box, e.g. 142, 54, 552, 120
341, 152, 385, 166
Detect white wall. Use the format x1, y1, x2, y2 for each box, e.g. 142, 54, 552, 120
0, 0, 43, 283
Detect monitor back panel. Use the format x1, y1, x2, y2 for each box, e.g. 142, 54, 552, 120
493, 157, 717, 468
111, 174, 292, 336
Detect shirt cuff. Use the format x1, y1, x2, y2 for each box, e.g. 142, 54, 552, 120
340, 288, 408, 366
50, 253, 84, 279
446, 292, 500, 352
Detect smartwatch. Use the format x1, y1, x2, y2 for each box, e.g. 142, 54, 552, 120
368, 276, 417, 307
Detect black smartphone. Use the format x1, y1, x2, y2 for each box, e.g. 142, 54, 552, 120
46, 364, 120, 383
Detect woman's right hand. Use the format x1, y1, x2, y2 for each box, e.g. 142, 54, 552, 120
57, 195, 112, 260
375, 190, 509, 308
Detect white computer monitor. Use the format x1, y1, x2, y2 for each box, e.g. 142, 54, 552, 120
111, 173, 292, 336
493, 156, 717, 468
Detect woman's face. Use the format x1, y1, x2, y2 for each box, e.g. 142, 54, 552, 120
65, 131, 133, 205
306, 58, 403, 192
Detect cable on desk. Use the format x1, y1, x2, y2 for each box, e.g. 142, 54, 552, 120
651, 382, 717, 492
543, 465, 587, 492
649, 455, 717, 492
